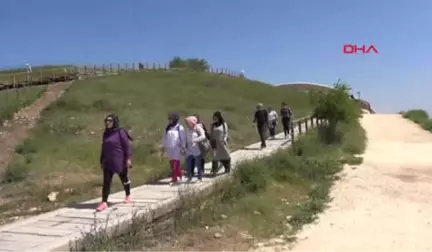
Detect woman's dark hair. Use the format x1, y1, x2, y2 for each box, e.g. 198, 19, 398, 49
166, 112, 180, 133
213, 111, 225, 125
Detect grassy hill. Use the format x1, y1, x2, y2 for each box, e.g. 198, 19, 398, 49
0, 86, 47, 123
0, 71, 312, 220
278, 83, 375, 113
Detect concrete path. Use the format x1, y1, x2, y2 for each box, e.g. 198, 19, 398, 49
289, 114, 432, 251
0, 120, 311, 251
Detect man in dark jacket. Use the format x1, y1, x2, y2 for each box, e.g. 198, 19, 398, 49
253, 103, 268, 148
280, 102, 293, 138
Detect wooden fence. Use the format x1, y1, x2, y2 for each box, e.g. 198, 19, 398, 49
0, 63, 243, 92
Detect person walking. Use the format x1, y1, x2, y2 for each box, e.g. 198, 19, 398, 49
191, 113, 210, 176
184, 116, 206, 183
210, 111, 231, 175
161, 112, 186, 186
280, 102, 293, 138
97, 114, 133, 212
267, 107, 278, 139
253, 103, 268, 148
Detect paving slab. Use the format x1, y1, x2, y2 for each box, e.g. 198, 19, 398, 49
0, 118, 317, 251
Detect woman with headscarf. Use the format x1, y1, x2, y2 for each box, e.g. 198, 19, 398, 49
191, 113, 210, 176
184, 116, 206, 183
210, 111, 231, 174
161, 112, 186, 186
97, 114, 133, 212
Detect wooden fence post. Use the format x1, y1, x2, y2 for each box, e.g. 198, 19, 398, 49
305, 118, 308, 132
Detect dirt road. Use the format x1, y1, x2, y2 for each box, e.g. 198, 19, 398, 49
0, 82, 73, 175
288, 114, 432, 251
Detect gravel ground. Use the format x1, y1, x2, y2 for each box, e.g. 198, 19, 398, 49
260, 114, 432, 251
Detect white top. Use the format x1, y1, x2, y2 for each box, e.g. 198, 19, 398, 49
185, 125, 206, 156
162, 124, 186, 160
268, 110, 278, 121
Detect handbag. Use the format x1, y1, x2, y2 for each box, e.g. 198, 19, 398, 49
197, 126, 211, 155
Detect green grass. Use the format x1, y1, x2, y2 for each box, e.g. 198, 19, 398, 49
72, 119, 366, 251
0, 71, 312, 221
0, 86, 47, 124
402, 109, 432, 131
0, 65, 74, 84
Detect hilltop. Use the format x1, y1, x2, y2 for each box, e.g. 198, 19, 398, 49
0, 70, 313, 221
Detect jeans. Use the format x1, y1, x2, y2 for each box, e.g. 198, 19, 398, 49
190, 157, 205, 177
282, 118, 291, 137
186, 155, 203, 180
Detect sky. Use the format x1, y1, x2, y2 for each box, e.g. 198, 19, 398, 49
1, 0, 431, 114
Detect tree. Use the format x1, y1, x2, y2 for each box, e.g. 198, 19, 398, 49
309, 81, 360, 141
168, 57, 210, 72
168, 56, 185, 69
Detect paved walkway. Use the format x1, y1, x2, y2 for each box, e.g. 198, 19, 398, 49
0, 120, 310, 251
290, 114, 432, 251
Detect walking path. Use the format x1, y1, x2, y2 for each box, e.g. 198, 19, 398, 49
287, 114, 432, 251
0, 120, 309, 251
0, 82, 73, 174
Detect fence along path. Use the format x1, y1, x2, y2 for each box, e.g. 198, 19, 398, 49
0, 116, 323, 251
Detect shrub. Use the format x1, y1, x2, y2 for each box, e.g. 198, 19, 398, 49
168, 57, 210, 72
403, 109, 429, 124
309, 81, 360, 142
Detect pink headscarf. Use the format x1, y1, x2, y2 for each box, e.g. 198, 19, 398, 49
185, 116, 198, 129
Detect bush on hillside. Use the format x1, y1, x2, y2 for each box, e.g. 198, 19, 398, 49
402, 109, 429, 124
169, 56, 210, 72
309, 81, 360, 142
402, 109, 432, 132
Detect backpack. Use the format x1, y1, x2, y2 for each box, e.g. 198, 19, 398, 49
281, 107, 292, 119
118, 128, 132, 168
